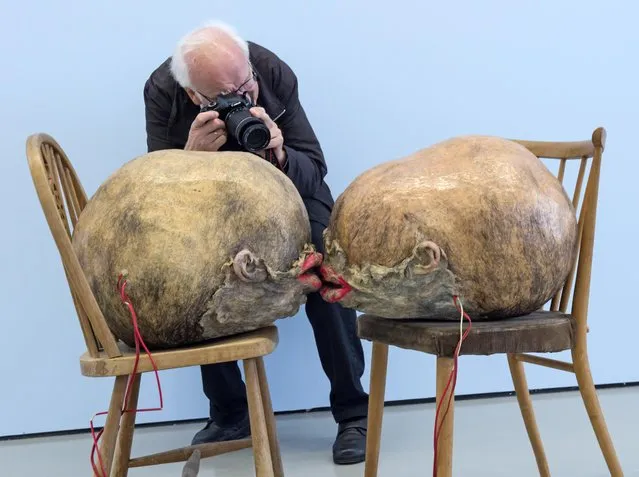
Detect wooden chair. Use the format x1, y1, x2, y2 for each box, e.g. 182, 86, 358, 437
360, 127, 624, 477
25, 133, 284, 477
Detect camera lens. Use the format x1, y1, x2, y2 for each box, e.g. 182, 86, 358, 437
226, 109, 271, 152
240, 122, 271, 152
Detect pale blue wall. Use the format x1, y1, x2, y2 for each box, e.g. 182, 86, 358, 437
1, 0, 637, 437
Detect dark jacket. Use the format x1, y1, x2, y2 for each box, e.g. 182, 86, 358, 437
143, 41, 334, 225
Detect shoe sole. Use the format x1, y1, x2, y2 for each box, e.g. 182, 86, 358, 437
333, 455, 366, 465
191, 426, 251, 446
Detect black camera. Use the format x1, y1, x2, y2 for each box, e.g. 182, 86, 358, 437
201, 93, 270, 153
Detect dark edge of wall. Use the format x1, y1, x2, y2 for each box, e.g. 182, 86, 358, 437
3, 381, 637, 442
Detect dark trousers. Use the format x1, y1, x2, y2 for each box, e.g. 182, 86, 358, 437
200, 220, 369, 425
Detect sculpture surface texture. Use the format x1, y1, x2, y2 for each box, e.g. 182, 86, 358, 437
321, 135, 578, 321
72, 150, 321, 348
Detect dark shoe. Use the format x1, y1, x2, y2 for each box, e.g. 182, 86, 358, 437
191, 414, 251, 445
333, 417, 367, 465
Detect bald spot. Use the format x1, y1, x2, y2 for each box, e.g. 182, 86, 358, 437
184, 28, 248, 96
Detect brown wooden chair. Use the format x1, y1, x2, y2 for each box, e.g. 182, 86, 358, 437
26, 133, 284, 477
359, 127, 624, 477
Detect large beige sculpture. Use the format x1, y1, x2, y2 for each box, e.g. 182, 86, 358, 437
72, 150, 321, 349
321, 135, 578, 320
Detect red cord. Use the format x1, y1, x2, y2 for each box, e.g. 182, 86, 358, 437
89, 274, 164, 477
432, 296, 472, 477
266, 149, 285, 172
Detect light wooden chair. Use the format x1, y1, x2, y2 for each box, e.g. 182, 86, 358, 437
26, 133, 284, 477
359, 127, 624, 477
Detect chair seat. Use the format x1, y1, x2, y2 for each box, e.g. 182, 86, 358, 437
357, 311, 575, 358
80, 326, 279, 377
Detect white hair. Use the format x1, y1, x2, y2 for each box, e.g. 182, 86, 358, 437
170, 20, 249, 89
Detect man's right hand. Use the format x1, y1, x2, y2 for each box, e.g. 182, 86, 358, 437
185, 111, 227, 151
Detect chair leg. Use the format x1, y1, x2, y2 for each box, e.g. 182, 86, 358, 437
94, 375, 127, 477
572, 347, 624, 476
244, 358, 275, 477
435, 357, 455, 477
110, 374, 141, 477
255, 357, 284, 477
364, 342, 389, 477
507, 354, 551, 477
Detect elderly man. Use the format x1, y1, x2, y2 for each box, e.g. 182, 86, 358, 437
143, 21, 369, 465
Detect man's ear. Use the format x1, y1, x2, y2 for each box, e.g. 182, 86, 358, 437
185, 88, 200, 105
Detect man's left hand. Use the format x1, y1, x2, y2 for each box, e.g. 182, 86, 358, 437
250, 107, 286, 167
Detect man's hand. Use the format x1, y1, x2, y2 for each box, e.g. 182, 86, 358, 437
185, 111, 227, 151
250, 107, 286, 166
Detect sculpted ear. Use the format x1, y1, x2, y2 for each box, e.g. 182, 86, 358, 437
233, 249, 268, 283
406, 240, 444, 275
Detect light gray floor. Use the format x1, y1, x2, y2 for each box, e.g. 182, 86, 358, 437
1, 387, 638, 476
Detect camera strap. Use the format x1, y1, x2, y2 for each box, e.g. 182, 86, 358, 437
266, 149, 284, 172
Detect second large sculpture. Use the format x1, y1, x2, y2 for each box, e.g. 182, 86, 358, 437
321, 135, 578, 321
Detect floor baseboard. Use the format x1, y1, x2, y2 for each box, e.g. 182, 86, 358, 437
3, 381, 637, 442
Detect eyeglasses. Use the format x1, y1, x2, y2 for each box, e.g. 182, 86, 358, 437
196, 62, 257, 107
